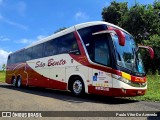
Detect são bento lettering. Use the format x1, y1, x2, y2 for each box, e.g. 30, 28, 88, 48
35, 59, 66, 68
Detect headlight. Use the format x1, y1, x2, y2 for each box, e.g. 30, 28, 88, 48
112, 74, 146, 87
118, 77, 131, 84
112, 74, 131, 84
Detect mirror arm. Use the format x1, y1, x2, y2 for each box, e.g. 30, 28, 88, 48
108, 27, 125, 46
138, 45, 154, 59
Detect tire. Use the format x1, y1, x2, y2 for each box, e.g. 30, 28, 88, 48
17, 77, 22, 88
12, 78, 17, 87
71, 77, 84, 96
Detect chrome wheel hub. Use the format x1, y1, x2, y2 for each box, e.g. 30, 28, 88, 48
73, 80, 82, 94
12, 79, 16, 86
17, 79, 21, 87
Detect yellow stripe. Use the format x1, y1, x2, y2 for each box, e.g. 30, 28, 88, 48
121, 72, 131, 80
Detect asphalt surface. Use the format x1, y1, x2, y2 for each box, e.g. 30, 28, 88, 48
0, 82, 159, 120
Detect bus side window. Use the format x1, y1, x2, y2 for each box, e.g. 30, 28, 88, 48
25, 48, 32, 61
32, 43, 43, 59
16, 51, 24, 63
58, 33, 80, 55
12, 54, 16, 64
44, 39, 58, 57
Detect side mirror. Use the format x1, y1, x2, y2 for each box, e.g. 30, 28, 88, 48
138, 45, 154, 59
108, 27, 125, 46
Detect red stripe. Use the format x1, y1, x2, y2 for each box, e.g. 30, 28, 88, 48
6, 63, 67, 90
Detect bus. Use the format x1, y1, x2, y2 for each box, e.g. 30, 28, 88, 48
6, 21, 154, 97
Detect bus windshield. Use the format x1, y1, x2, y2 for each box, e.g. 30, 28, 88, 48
113, 33, 145, 74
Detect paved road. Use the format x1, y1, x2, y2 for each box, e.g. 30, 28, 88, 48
0, 82, 159, 120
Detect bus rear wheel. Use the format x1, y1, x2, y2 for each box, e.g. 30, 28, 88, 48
71, 78, 84, 96
17, 78, 22, 88
12, 78, 17, 87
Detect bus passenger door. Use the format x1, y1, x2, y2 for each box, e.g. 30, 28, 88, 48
90, 34, 113, 96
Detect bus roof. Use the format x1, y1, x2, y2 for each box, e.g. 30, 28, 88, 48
16, 21, 130, 50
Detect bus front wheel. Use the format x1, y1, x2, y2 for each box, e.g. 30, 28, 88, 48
71, 77, 85, 96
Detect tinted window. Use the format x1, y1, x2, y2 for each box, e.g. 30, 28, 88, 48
24, 48, 32, 61
78, 24, 107, 45
32, 44, 44, 59
16, 51, 24, 63
44, 39, 57, 57
8, 50, 24, 64
58, 33, 80, 54
10, 54, 14, 64
93, 35, 110, 66
7, 32, 80, 64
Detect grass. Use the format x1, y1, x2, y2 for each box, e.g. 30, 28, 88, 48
0, 70, 159, 102
0, 71, 5, 82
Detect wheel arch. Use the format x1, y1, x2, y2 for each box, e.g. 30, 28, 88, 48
16, 74, 21, 80
67, 73, 87, 93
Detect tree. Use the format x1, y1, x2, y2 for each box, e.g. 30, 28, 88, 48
120, 3, 160, 43
143, 35, 160, 74
102, 1, 128, 25
2, 64, 6, 71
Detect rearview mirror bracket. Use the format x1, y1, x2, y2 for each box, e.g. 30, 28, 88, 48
138, 45, 154, 59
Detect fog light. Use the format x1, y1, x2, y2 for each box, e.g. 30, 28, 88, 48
137, 90, 142, 94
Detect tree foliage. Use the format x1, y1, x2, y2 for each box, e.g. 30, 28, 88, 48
102, 1, 128, 25
2, 64, 6, 71
102, 1, 160, 74
120, 2, 160, 43
143, 35, 160, 74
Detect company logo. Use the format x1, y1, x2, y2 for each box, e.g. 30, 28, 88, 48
48, 59, 66, 66
35, 59, 66, 68
1, 112, 42, 118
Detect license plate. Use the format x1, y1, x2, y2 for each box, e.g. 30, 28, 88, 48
137, 90, 142, 94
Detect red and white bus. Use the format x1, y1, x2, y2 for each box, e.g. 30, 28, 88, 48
6, 21, 154, 97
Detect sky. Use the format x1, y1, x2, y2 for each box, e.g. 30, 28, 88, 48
0, 0, 157, 69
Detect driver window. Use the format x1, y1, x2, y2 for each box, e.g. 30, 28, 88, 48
94, 38, 110, 66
